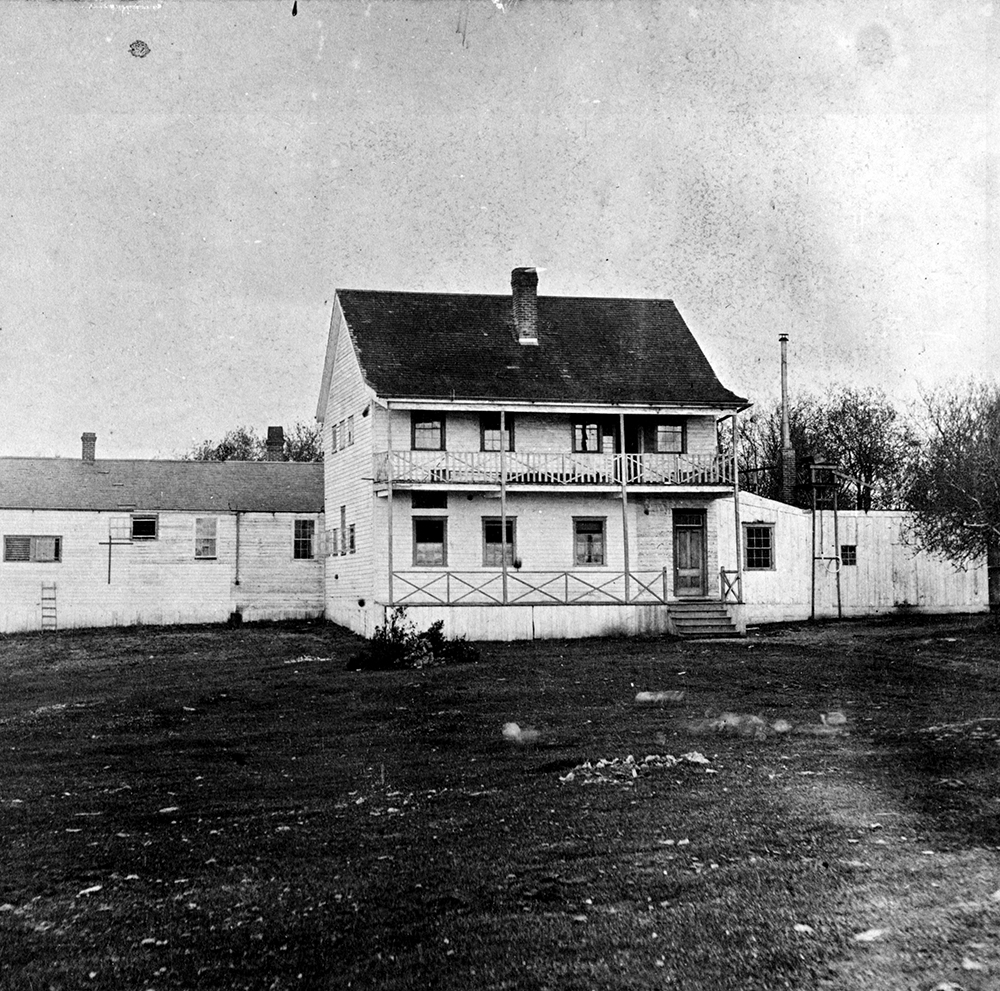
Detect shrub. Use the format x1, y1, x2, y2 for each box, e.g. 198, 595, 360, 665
347, 609, 480, 671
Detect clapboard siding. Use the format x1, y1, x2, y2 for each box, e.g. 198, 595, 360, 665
0, 509, 323, 632
321, 297, 377, 628
716, 493, 988, 623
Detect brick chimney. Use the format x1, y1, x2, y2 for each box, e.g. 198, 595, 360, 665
511, 267, 539, 345
266, 426, 285, 462
81, 432, 96, 463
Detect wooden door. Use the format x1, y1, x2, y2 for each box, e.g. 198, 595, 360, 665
673, 509, 706, 596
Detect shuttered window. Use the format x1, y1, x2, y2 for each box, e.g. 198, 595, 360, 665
4, 535, 61, 562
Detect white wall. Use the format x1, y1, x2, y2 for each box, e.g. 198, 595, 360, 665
0, 509, 324, 633
717, 492, 988, 623
322, 298, 378, 626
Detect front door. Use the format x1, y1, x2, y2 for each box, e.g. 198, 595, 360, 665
673, 509, 707, 597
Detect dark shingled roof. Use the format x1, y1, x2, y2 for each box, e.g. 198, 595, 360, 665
0, 459, 324, 513
337, 290, 746, 407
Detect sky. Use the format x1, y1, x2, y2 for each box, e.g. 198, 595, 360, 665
1, 0, 996, 459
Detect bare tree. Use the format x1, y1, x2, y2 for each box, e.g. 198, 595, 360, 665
906, 382, 1000, 616
184, 423, 323, 462
734, 387, 913, 509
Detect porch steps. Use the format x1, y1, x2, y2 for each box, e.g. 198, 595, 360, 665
668, 600, 741, 639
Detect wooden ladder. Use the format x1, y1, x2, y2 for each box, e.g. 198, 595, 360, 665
41, 583, 57, 631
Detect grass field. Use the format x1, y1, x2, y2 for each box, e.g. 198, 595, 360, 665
2, 615, 1000, 990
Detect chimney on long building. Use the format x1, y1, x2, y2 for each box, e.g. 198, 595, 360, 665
266, 426, 285, 462
511, 267, 539, 345
82, 432, 96, 464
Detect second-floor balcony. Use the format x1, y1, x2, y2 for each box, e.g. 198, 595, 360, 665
373, 450, 733, 488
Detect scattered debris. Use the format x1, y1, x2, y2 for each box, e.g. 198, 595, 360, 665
961, 957, 987, 972
76, 885, 102, 897
283, 655, 333, 666
635, 690, 686, 703
820, 710, 848, 726
559, 752, 711, 785
502, 722, 539, 745
853, 928, 888, 942
793, 923, 815, 935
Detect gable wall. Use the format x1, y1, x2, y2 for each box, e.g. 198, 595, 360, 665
322, 301, 377, 631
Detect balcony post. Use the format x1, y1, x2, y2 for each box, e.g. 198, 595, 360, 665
500, 410, 508, 605
387, 411, 394, 606
732, 410, 743, 604
619, 412, 631, 603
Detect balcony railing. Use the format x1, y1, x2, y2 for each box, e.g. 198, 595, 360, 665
374, 451, 732, 487
391, 569, 673, 606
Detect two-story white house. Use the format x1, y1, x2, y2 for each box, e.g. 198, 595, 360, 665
316, 268, 750, 640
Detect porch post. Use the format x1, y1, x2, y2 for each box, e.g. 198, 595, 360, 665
732, 410, 743, 603
619, 411, 631, 603
387, 409, 394, 607
500, 409, 508, 605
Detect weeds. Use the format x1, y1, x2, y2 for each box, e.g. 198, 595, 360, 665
347, 608, 480, 671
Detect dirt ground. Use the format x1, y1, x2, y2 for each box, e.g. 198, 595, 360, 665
1, 614, 999, 990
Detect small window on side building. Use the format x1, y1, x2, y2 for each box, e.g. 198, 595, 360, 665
841, 544, 857, 566
744, 524, 774, 570
131, 515, 158, 540
195, 518, 217, 559
294, 519, 316, 560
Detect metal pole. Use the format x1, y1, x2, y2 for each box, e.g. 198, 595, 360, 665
833, 481, 842, 620
810, 465, 817, 622
618, 412, 631, 603
499, 410, 508, 605
234, 510, 241, 587
387, 410, 394, 606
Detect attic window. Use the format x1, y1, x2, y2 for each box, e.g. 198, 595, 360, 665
131, 515, 158, 541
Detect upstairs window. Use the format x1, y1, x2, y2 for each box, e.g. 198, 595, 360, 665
346, 415, 355, 447
744, 524, 774, 570
483, 518, 516, 567
294, 519, 316, 560
480, 413, 515, 452
413, 518, 447, 566
412, 414, 445, 451
573, 419, 616, 454
331, 422, 339, 452
574, 518, 606, 566
4, 536, 62, 563
195, 518, 217, 559
131, 515, 158, 540
655, 420, 686, 454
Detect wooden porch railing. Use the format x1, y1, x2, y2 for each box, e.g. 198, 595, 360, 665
720, 568, 742, 604
390, 569, 673, 606
374, 451, 732, 487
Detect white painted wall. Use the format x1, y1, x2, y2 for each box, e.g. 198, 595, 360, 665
717, 492, 988, 623
0, 509, 324, 633
321, 299, 378, 630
